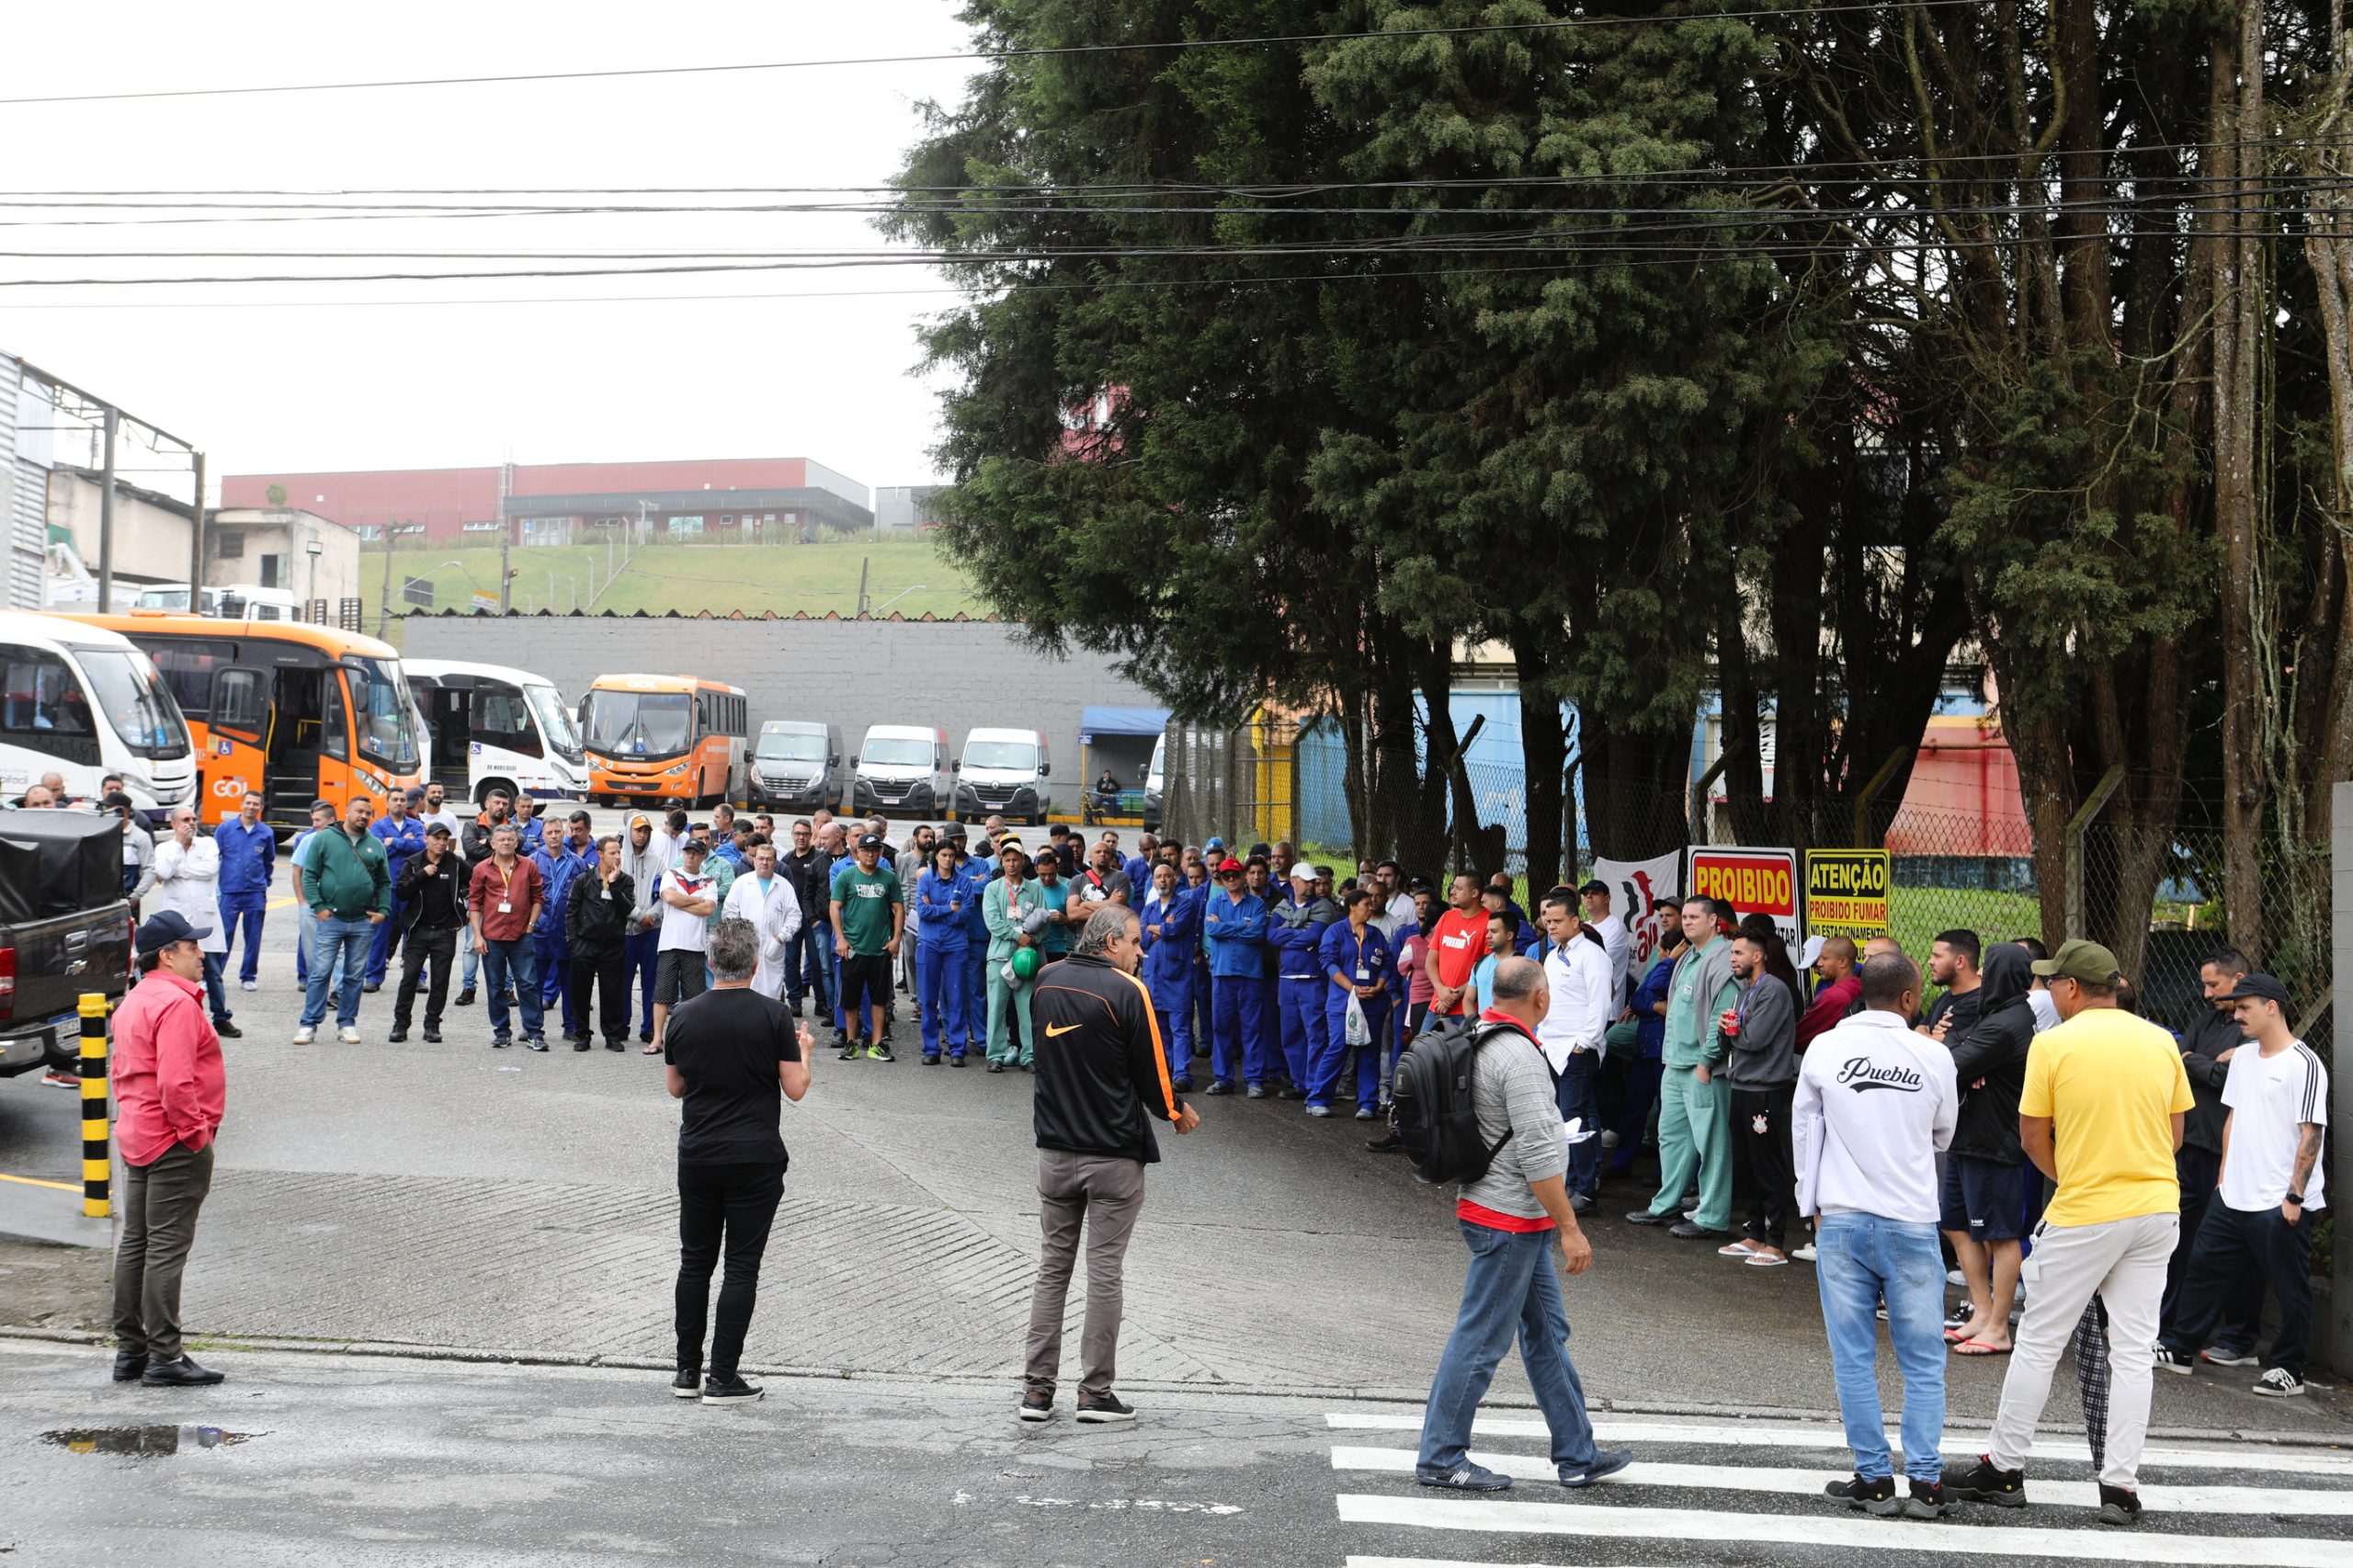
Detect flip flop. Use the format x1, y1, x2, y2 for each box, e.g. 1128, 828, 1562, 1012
1944, 1325, 1974, 1344
641, 1040, 664, 1055
1744, 1252, 1790, 1267
1953, 1339, 2013, 1357
1716, 1241, 1757, 1258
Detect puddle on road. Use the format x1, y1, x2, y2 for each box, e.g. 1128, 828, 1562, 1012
40, 1426, 264, 1457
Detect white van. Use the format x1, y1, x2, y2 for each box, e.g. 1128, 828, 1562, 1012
851, 724, 952, 818
404, 658, 587, 807
0, 610, 196, 823
132, 583, 301, 622
955, 726, 1052, 825
1142, 732, 1165, 833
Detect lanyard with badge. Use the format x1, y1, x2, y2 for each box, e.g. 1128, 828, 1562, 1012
494, 860, 516, 915
1347, 927, 1374, 985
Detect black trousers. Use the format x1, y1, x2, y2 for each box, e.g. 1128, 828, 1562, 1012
1730, 1083, 1797, 1250
392, 926, 458, 1031
2166, 1144, 2261, 1343
572, 949, 628, 1041
2161, 1199, 2318, 1378
675, 1158, 787, 1378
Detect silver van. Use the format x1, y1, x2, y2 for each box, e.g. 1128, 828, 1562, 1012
747, 721, 847, 813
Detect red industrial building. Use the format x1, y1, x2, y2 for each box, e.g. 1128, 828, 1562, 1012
221, 457, 874, 548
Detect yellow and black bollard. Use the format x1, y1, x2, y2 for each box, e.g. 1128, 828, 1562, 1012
79, 993, 109, 1220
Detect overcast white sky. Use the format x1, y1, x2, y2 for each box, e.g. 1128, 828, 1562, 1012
0, 2, 982, 502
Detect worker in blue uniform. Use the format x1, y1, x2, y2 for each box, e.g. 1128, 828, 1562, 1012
1138, 860, 1202, 1089
1316, 887, 1394, 1119
1201, 856, 1270, 1095
1269, 863, 1340, 1099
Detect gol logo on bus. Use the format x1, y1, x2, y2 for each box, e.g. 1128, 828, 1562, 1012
1688, 849, 1797, 917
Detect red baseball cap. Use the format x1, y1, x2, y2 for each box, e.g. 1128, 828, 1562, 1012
1218, 857, 1245, 875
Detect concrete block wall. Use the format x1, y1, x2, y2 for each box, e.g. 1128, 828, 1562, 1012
399, 613, 1165, 806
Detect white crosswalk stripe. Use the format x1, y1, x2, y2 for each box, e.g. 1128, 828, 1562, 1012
1323, 1411, 2353, 1566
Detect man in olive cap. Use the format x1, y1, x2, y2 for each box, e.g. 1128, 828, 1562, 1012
1949, 940, 2192, 1528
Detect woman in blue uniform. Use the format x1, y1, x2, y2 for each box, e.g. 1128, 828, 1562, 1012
1139, 861, 1202, 1089
915, 841, 972, 1063
1315, 887, 1393, 1119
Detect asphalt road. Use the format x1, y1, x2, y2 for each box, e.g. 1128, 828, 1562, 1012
2, 1337, 2348, 1568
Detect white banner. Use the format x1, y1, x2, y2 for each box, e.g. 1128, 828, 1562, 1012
1593, 850, 1684, 968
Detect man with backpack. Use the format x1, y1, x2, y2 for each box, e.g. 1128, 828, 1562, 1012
1405, 955, 1633, 1494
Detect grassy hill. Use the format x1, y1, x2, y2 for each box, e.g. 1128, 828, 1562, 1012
366, 537, 983, 646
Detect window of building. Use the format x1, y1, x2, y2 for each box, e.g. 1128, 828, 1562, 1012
392, 523, 425, 536
463, 520, 501, 533
355, 525, 383, 540
217, 530, 244, 558
671, 516, 704, 536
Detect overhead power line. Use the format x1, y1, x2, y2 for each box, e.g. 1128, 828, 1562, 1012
0, 2, 1988, 108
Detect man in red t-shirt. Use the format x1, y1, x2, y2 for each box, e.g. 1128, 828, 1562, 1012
1796, 935, 1861, 1051
1426, 873, 1488, 1017
468, 823, 547, 1049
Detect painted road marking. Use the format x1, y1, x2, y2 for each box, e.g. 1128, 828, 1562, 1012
1334, 1494, 2348, 1566
1329, 1445, 2353, 1517
1322, 1413, 2353, 1477
0, 1171, 81, 1193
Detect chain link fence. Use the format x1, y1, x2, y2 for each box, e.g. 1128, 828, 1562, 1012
1163, 718, 2330, 1060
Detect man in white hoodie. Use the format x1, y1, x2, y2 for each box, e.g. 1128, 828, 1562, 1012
1792, 951, 1958, 1521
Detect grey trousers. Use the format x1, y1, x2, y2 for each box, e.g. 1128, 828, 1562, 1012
1024, 1149, 1146, 1399
113, 1141, 216, 1363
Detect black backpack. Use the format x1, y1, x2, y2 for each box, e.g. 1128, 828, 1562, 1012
1389, 1016, 1513, 1186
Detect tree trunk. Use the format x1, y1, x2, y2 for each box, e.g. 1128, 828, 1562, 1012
1514, 636, 1568, 890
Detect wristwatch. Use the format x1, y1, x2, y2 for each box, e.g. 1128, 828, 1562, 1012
2285, 1189, 2305, 1206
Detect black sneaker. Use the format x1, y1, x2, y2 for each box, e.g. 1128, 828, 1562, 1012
525, 1036, 550, 1052
1074, 1392, 1136, 1423
921, 1054, 941, 1065
455, 988, 475, 1006
1904, 1478, 1949, 1519
701, 1372, 763, 1404
1625, 1209, 1670, 1226
604, 1038, 625, 1051
1824, 1472, 1898, 1513
111, 1350, 149, 1382
986, 1060, 1006, 1074
1559, 1449, 1631, 1488
213, 1020, 243, 1039
836, 1042, 861, 1062
573, 1038, 591, 1052
1204, 1081, 1233, 1096
866, 1044, 895, 1063
1417, 1461, 1510, 1492
949, 1053, 966, 1068
423, 1028, 442, 1043
670, 1367, 701, 1399
1366, 1130, 1404, 1153
2096, 1483, 2141, 1525
388, 1028, 408, 1044
362, 982, 381, 994
2153, 1344, 2195, 1375
1947, 1454, 2027, 1507
141, 1355, 225, 1387
1667, 1221, 1728, 1239
1017, 1391, 1053, 1423
492, 1034, 513, 1050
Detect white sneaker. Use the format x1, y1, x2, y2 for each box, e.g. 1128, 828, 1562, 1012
1947, 1268, 1966, 1287
2251, 1368, 2305, 1398
1790, 1243, 1817, 1262
292, 1026, 315, 1044
239, 980, 258, 992
337, 1027, 361, 1045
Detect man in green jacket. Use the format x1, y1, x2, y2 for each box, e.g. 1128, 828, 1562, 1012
1629, 895, 1740, 1237
299, 795, 392, 1045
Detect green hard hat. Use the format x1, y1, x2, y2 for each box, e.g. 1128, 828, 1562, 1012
1011, 947, 1042, 981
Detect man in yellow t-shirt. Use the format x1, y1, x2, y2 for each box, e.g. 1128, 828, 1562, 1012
1950, 941, 2192, 1526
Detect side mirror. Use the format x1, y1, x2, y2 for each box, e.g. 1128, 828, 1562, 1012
950, 760, 961, 773
1039, 762, 1051, 778
848, 756, 858, 768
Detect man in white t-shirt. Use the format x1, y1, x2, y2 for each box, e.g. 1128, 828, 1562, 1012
2154, 972, 2328, 1397
1578, 879, 1631, 1007
648, 839, 721, 1054
1792, 951, 1959, 1518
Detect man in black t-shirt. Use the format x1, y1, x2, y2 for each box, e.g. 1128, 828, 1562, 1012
663, 916, 813, 1404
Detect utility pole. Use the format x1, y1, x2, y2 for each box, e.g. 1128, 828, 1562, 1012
856, 555, 870, 618
187, 450, 206, 608
377, 519, 395, 639
497, 459, 513, 615
97, 406, 119, 613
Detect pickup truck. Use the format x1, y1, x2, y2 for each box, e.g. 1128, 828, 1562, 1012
0, 809, 133, 1079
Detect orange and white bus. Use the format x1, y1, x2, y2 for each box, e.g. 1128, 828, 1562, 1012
63, 613, 423, 828
581, 674, 745, 809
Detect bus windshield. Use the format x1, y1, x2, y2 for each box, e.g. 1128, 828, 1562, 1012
72, 646, 188, 759
525, 683, 583, 762
756, 730, 825, 762
585, 689, 694, 757
346, 657, 420, 770
861, 736, 931, 767
134, 586, 197, 612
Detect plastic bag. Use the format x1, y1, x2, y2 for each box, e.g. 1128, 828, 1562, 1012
1344, 993, 1369, 1047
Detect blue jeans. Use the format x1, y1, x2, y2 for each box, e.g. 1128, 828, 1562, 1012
787, 919, 833, 1012
1814, 1211, 1947, 1482
1418, 1220, 1599, 1479
623, 927, 660, 1037
199, 951, 232, 1026
300, 915, 375, 1028
480, 937, 544, 1040
1554, 1050, 1600, 1200
217, 894, 267, 984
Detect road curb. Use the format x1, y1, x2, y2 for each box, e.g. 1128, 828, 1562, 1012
1, 1324, 2343, 1449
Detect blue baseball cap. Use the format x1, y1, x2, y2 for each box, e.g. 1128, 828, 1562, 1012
135, 909, 212, 956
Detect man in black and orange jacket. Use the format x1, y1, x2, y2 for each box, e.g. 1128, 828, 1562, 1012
1019, 903, 1200, 1426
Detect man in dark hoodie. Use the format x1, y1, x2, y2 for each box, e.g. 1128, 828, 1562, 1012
1940, 941, 2036, 1354
2165, 948, 2262, 1356
1720, 931, 1800, 1266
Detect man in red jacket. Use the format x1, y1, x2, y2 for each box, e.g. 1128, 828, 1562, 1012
1796, 936, 1861, 1050
110, 910, 229, 1387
